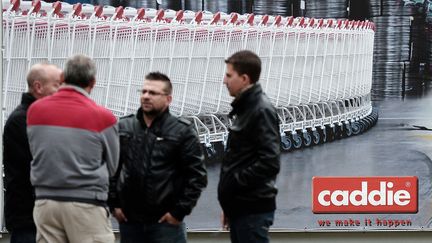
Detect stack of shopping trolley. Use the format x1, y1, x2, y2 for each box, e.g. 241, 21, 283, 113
2, 0, 378, 154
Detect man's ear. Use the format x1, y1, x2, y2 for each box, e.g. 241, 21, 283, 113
89, 79, 96, 89
167, 94, 173, 104
33, 80, 43, 94
242, 73, 251, 85
60, 72, 65, 85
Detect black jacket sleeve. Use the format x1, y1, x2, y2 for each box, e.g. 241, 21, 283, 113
107, 130, 128, 210
3, 109, 36, 230
170, 125, 207, 221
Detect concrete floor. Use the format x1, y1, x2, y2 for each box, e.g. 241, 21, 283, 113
184, 91, 432, 231
3, 231, 432, 243
4, 88, 431, 242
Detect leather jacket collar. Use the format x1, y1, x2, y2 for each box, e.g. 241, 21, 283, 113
21, 92, 37, 108
136, 107, 170, 133
229, 84, 262, 118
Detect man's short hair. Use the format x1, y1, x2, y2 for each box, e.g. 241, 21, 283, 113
145, 72, 173, 95
63, 54, 96, 88
26, 62, 52, 88
225, 50, 262, 84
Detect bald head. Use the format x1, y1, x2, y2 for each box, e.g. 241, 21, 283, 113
27, 63, 62, 99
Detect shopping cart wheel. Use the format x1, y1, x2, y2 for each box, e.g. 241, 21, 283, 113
372, 111, 379, 124
368, 112, 376, 123
292, 132, 302, 149
334, 124, 343, 139
325, 125, 335, 141
371, 112, 378, 121
205, 144, 216, 158
351, 121, 361, 135
371, 115, 378, 126
367, 116, 376, 126
280, 135, 292, 151
371, 108, 379, 118
302, 131, 312, 147
363, 119, 371, 130
344, 122, 353, 137
359, 120, 367, 133
360, 120, 367, 133
363, 117, 372, 129
312, 130, 320, 145
317, 126, 327, 144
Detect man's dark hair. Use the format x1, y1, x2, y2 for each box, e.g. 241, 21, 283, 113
145, 72, 173, 95
63, 54, 96, 88
225, 50, 262, 84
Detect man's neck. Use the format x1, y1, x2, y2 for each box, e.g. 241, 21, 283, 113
142, 108, 167, 128
28, 90, 41, 100
143, 115, 155, 128
84, 86, 92, 94
235, 83, 254, 99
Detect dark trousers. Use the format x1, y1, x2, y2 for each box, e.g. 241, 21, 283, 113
10, 225, 36, 243
229, 211, 274, 243
119, 221, 186, 243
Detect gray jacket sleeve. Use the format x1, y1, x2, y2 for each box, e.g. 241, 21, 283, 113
101, 123, 120, 177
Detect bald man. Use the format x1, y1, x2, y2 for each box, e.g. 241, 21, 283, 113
3, 63, 62, 243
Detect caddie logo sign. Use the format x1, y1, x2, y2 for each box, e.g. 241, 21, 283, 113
312, 177, 418, 213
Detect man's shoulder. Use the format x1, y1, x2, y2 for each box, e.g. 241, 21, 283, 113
93, 105, 117, 129
7, 105, 26, 120
240, 94, 275, 114
4, 105, 26, 129
120, 114, 135, 120
118, 114, 137, 131
28, 96, 48, 109
119, 114, 135, 124
257, 94, 277, 112
166, 115, 192, 127
239, 95, 277, 126
95, 105, 116, 121
27, 95, 58, 115
163, 115, 194, 135
177, 117, 192, 126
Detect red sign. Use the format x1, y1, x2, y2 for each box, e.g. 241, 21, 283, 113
312, 177, 418, 214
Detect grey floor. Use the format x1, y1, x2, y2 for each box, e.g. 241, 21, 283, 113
3, 90, 432, 242
4, 231, 432, 243
184, 90, 432, 231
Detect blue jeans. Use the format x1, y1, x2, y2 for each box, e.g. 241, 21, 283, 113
119, 221, 186, 243
10, 226, 36, 243
229, 211, 274, 243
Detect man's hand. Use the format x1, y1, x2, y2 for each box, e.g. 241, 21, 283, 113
221, 211, 229, 230
158, 212, 181, 225
113, 208, 128, 223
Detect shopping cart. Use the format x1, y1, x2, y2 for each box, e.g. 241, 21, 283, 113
2, 0, 376, 153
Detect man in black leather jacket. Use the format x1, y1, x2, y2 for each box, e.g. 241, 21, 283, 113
112, 72, 207, 243
3, 63, 62, 243
218, 50, 281, 243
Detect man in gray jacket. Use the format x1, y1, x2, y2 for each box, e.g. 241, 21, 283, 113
27, 54, 119, 243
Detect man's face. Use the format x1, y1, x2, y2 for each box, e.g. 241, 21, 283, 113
140, 80, 172, 116
39, 65, 62, 97
223, 63, 248, 97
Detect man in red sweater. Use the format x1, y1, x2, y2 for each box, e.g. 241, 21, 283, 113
27, 54, 119, 243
